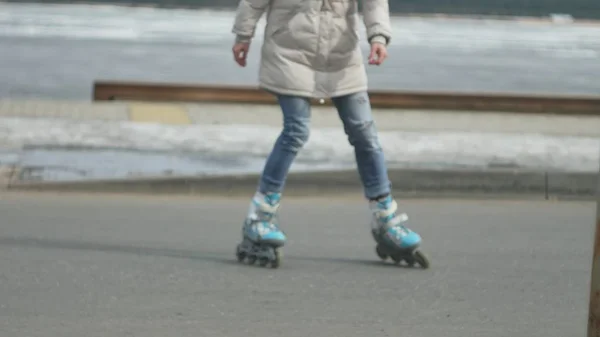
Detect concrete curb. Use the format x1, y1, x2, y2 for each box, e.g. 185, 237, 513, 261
5, 168, 598, 200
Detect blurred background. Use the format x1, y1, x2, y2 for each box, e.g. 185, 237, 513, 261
2, 3, 600, 336
0, 0, 599, 182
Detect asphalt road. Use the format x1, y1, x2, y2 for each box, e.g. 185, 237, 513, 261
0, 192, 595, 337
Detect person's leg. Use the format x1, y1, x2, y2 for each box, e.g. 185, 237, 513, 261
331, 91, 390, 200
242, 94, 311, 244
331, 91, 421, 251
257, 94, 312, 196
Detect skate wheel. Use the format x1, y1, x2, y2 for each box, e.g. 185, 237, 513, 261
235, 244, 246, 262
259, 257, 269, 267
271, 249, 282, 269
404, 256, 416, 267
375, 244, 388, 260
413, 250, 430, 269
390, 254, 402, 264
247, 255, 257, 265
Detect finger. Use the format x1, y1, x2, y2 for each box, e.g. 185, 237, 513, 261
374, 47, 387, 65
368, 47, 377, 64
232, 46, 239, 61
233, 47, 247, 66
369, 47, 381, 65
239, 48, 248, 66
377, 49, 387, 65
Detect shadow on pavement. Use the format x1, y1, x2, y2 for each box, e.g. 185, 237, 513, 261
0, 236, 424, 270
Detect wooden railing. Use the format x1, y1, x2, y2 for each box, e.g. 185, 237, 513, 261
93, 80, 600, 115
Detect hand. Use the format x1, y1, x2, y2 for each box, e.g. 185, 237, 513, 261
368, 42, 388, 66
232, 42, 250, 67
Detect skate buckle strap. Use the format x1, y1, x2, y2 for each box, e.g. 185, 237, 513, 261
379, 212, 409, 229
253, 199, 280, 215
373, 199, 398, 218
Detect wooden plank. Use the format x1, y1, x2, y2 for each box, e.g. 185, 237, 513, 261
93, 81, 600, 115
589, 165, 600, 337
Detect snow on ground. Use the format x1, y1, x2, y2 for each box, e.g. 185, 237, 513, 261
0, 117, 598, 182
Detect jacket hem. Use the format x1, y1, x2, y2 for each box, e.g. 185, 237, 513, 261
328, 86, 369, 98
258, 83, 314, 98
258, 83, 368, 99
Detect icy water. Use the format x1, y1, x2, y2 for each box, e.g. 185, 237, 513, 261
1, 3, 599, 99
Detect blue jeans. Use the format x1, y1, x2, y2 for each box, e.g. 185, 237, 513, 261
258, 91, 391, 200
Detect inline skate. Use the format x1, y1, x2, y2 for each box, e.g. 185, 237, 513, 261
236, 192, 286, 268
369, 195, 430, 268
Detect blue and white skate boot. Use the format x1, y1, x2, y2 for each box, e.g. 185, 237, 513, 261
236, 192, 286, 268
369, 195, 429, 268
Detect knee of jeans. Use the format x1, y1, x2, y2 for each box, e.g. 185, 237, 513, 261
281, 119, 310, 151
346, 120, 381, 151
